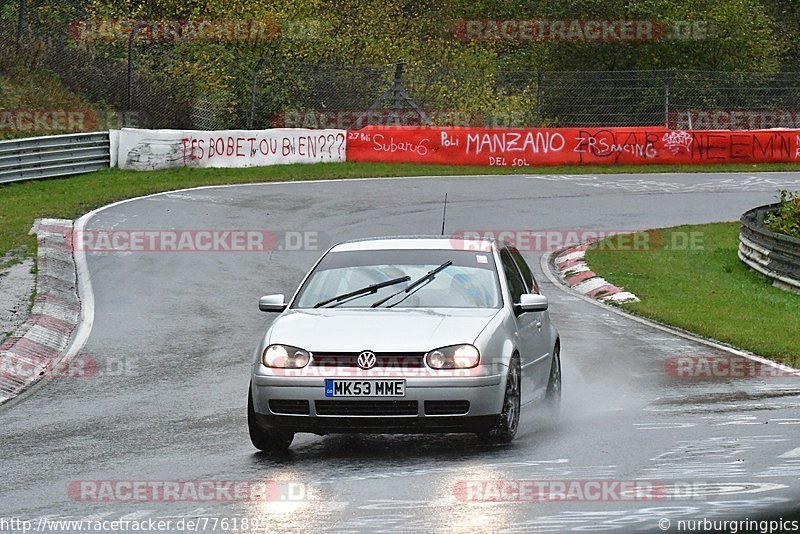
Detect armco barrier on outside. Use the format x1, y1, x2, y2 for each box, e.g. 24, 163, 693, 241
0, 132, 111, 184
739, 203, 800, 294
345, 126, 800, 166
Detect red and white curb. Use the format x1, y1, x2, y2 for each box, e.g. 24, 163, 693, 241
0, 219, 79, 405
553, 244, 639, 303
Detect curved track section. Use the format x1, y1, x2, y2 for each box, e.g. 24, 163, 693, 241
3, 172, 800, 532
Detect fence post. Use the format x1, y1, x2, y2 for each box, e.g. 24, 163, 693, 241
367, 59, 422, 124
392, 60, 405, 112
248, 56, 264, 129
663, 70, 674, 128
126, 21, 140, 122
536, 70, 543, 126
16, 0, 25, 44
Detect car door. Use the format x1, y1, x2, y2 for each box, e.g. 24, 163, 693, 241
500, 248, 544, 404
505, 247, 552, 394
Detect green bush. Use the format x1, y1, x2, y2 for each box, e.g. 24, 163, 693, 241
765, 190, 800, 239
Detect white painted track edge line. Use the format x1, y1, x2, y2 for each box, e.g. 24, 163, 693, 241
64, 211, 95, 363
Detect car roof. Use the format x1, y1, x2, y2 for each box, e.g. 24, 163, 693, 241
331, 235, 497, 252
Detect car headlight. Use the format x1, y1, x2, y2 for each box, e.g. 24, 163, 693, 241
425, 344, 480, 369
262, 344, 311, 368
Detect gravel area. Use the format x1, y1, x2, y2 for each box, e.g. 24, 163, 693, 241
0, 259, 35, 339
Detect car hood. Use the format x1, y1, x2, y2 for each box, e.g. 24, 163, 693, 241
267, 308, 500, 352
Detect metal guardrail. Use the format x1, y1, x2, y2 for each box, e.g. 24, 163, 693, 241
739, 203, 800, 294
0, 132, 110, 184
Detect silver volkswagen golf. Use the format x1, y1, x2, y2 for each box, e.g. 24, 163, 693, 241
248, 236, 561, 452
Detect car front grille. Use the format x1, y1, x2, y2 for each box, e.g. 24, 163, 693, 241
315, 400, 418, 416
311, 352, 426, 368
269, 399, 310, 415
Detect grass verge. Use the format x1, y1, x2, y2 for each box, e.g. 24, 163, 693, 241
585, 222, 800, 362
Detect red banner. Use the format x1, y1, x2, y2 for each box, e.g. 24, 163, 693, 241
345, 126, 800, 166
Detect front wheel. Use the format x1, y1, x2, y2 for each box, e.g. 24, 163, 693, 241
248, 385, 294, 452
478, 354, 521, 444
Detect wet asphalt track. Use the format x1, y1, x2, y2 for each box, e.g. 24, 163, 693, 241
3, 172, 800, 532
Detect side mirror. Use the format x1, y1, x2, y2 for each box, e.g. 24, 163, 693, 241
517, 293, 548, 312
259, 294, 287, 313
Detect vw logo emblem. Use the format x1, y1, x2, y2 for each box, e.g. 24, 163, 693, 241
357, 351, 377, 370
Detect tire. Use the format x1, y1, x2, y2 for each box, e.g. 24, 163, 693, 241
478, 354, 521, 444
543, 344, 562, 419
248, 385, 294, 452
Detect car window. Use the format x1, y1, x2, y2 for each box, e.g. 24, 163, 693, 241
293, 248, 502, 309
500, 249, 526, 304
509, 247, 539, 293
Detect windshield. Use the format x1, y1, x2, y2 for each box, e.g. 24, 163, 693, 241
293, 248, 501, 309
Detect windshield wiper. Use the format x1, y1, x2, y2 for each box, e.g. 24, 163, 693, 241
313, 275, 411, 308
371, 260, 452, 308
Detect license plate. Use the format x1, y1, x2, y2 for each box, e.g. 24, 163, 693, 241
325, 379, 406, 397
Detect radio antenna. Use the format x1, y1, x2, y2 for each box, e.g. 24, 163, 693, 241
440, 193, 448, 236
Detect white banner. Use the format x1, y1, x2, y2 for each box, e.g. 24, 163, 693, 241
116, 128, 346, 170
